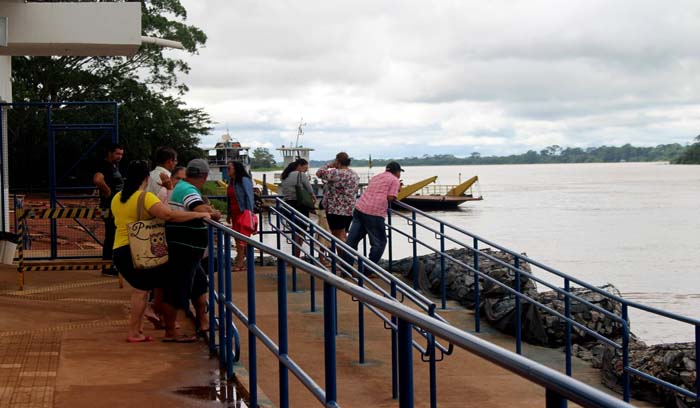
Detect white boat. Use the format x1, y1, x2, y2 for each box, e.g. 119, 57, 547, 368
274, 119, 314, 183
206, 133, 251, 182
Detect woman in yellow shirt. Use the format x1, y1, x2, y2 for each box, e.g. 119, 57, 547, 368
112, 160, 210, 343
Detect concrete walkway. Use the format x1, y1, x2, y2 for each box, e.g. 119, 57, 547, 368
0, 265, 228, 408
223, 265, 655, 407
0, 263, 655, 407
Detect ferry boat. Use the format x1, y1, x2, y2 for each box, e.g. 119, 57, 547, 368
398, 175, 483, 210
206, 132, 251, 182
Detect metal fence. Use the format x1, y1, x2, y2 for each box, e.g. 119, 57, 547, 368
205, 202, 634, 408
387, 200, 700, 404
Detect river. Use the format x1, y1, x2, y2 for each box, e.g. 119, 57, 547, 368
255, 162, 700, 344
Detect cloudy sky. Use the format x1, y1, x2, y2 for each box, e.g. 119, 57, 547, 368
177, 0, 700, 160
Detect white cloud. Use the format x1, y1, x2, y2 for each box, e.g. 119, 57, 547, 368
177, 0, 700, 159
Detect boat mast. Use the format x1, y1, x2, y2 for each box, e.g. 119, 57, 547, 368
295, 118, 306, 149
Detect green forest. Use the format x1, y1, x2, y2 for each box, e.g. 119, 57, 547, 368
308, 140, 700, 167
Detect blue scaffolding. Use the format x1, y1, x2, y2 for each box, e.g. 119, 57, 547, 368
0, 101, 119, 258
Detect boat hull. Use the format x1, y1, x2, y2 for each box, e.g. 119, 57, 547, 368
400, 195, 482, 210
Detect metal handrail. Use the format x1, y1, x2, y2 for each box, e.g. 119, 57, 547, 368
272, 199, 435, 309
389, 200, 700, 403
266, 199, 455, 364
206, 218, 632, 408
389, 209, 626, 325
391, 201, 700, 326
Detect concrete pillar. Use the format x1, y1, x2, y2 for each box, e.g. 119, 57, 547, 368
0, 55, 10, 232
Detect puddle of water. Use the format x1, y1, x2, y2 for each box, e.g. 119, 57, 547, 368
175, 376, 248, 407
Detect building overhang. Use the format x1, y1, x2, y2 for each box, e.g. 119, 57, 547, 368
0, 2, 142, 56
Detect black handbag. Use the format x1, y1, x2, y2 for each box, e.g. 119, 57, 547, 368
295, 173, 315, 209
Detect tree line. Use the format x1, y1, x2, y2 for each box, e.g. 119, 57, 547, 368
294, 142, 698, 168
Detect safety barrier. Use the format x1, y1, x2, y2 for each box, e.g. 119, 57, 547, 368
387, 200, 700, 404
205, 217, 632, 407
15, 207, 122, 290
266, 199, 454, 405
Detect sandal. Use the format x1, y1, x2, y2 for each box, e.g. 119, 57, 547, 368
162, 334, 197, 343
126, 335, 155, 343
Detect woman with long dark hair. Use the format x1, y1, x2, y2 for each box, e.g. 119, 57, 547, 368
111, 160, 209, 343
226, 161, 255, 270
278, 158, 315, 257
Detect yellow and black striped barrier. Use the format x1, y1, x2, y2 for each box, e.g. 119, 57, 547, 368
16, 208, 122, 290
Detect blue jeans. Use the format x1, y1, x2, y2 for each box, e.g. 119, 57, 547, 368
345, 209, 387, 266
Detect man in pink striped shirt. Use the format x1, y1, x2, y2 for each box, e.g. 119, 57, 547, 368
345, 161, 403, 268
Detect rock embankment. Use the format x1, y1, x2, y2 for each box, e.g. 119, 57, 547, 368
385, 248, 696, 406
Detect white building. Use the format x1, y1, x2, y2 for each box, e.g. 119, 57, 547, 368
0, 0, 178, 231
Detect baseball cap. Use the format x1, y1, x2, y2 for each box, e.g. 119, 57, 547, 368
385, 161, 404, 173
186, 158, 209, 177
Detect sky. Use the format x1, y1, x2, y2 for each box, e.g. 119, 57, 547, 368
176, 0, 700, 160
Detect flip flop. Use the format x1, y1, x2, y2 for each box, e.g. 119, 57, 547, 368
126, 335, 155, 343
162, 334, 197, 343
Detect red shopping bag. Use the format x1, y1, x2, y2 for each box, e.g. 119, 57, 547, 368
237, 209, 258, 236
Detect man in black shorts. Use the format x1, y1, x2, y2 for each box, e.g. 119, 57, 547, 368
93, 143, 124, 276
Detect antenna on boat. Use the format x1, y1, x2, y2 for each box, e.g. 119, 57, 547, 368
295, 118, 306, 148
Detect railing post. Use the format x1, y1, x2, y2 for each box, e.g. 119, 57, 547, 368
224, 234, 234, 379
309, 224, 316, 311
276, 200, 282, 250
514, 255, 522, 355
358, 259, 366, 364
388, 209, 393, 273
564, 279, 572, 377
207, 225, 216, 353
545, 388, 566, 408
411, 210, 418, 290
278, 257, 289, 408
323, 281, 338, 406
695, 325, 700, 408
391, 281, 398, 399
217, 230, 226, 363
473, 238, 480, 333
428, 305, 437, 408
439, 224, 446, 310
290, 212, 298, 292
622, 303, 630, 402
247, 244, 258, 408
397, 317, 414, 408
258, 208, 264, 266
331, 240, 338, 335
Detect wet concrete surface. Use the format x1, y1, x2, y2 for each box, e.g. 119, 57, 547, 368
0, 262, 657, 407
0, 265, 233, 408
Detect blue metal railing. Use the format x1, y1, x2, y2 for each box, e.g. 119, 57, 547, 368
264, 198, 456, 404
387, 200, 700, 404
205, 217, 632, 408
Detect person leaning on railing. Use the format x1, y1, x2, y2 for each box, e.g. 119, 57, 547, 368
343, 161, 403, 274
315, 152, 360, 243
226, 161, 255, 271
162, 159, 222, 343
111, 160, 210, 343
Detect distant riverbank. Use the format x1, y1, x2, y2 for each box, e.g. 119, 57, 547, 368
305, 142, 698, 167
